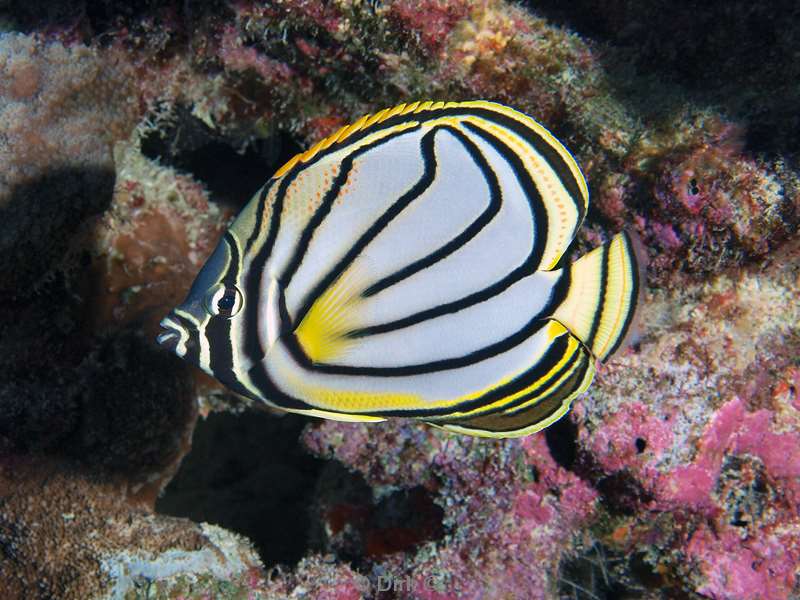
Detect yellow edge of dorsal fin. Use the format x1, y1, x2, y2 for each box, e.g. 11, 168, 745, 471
269, 99, 587, 191
270, 101, 588, 222
551, 232, 641, 363
271, 100, 492, 179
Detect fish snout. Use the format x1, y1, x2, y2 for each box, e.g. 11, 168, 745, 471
156, 315, 183, 354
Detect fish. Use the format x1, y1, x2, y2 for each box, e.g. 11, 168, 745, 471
157, 100, 642, 438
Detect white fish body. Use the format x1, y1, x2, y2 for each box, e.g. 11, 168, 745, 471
158, 101, 641, 438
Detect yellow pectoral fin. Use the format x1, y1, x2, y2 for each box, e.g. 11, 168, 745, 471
294, 264, 370, 364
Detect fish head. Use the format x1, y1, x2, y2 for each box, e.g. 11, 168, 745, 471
157, 233, 249, 380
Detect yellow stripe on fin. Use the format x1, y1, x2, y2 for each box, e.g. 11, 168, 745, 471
285, 407, 386, 423
552, 232, 641, 362
428, 350, 595, 438
591, 232, 644, 361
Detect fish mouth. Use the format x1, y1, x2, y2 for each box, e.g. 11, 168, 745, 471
157, 316, 182, 353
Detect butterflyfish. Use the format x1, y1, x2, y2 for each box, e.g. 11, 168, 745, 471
157, 100, 641, 438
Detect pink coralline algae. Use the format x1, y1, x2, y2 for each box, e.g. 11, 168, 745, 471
1, 0, 799, 599
304, 421, 599, 599
616, 114, 796, 283
573, 240, 800, 598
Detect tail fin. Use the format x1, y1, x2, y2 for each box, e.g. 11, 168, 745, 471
551, 231, 644, 362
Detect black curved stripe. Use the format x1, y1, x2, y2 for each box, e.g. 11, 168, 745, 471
502, 347, 590, 417
242, 286, 312, 409
278, 137, 386, 289
245, 180, 277, 254
205, 232, 286, 404
242, 172, 297, 365
240, 126, 425, 409
220, 232, 240, 285
431, 353, 590, 433
243, 126, 418, 363
603, 232, 639, 359
466, 109, 587, 235
366, 329, 572, 418
207, 233, 240, 380
466, 356, 591, 433
277, 174, 344, 289
445, 107, 586, 231
239, 163, 311, 410
290, 126, 439, 327
463, 121, 550, 269
284, 105, 586, 233
586, 243, 610, 351
362, 125, 503, 298
285, 316, 549, 377
244, 362, 309, 409
237, 284, 321, 409
445, 339, 584, 421
435, 385, 564, 434
347, 123, 547, 339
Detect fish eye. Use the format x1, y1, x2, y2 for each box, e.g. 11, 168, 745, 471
204, 283, 243, 318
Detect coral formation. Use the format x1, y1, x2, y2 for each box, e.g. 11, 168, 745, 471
0, 0, 798, 598
573, 239, 800, 599
0, 455, 265, 598
0, 34, 136, 291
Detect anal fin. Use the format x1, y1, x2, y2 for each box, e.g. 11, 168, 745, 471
426, 330, 595, 438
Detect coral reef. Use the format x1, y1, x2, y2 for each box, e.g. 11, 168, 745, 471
573, 238, 800, 599
0, 0, 798, 598
304, 421, 600, 598
0, 455, 264, 598
0, 34, 136, 291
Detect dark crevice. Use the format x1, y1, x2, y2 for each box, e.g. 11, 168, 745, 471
140, 106, 302, 209
0, 167, 199, 487
544, 415, 655, 516
593, 470, 655, 516
309, 461, 445, 568
158, 417, 447, 570
525, 0, 800, 159
545, 414, 578, 471
0, 0, 232, 54
0, 167, 115, 297
558, 543, 666, 599
155, 410, 326, 567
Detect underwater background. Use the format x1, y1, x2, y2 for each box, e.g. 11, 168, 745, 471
0, 0, 799, 598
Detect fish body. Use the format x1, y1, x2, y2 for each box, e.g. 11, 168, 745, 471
158, 100, 640, 438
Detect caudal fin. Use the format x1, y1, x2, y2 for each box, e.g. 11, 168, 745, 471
551, 231, 643, 362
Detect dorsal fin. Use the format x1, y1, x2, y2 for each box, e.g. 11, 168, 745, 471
273, 101, 438, 179
272, 101, 583, 197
